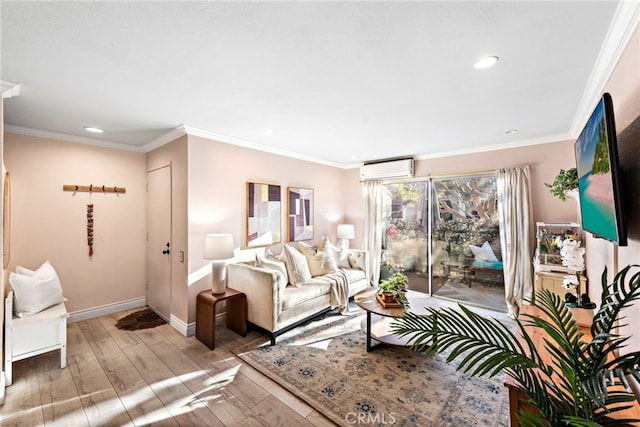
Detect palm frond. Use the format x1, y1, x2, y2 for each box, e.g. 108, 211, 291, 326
580, 266, 640, 407
391, 304, 539, 377
391, 265, 640, 425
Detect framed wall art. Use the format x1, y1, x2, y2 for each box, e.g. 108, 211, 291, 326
287, 187, 314, 241
246, 182, 281, 247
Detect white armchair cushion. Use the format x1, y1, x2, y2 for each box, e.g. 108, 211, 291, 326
10, 260, 64, 318
279, 244, 312, 287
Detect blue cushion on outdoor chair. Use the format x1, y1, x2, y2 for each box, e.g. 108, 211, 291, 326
472, 260, 503, 270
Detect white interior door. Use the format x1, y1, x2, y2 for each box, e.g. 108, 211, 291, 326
147, 165, 172, 321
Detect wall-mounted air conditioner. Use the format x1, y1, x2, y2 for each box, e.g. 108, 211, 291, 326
359, 158, 414, 181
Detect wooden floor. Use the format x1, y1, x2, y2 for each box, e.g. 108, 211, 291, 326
0, 308, 336, 427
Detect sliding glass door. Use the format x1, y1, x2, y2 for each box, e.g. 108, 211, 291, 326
380, 181, 429, 293
431, 174, 505, 311
381, 174, 505, 312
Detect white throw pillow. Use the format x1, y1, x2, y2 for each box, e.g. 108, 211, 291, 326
255, 254, 289, 292
348, 251, 367, 271
318, 236, 350, 269
298, 241, 338, 276
468, 241, 499, 263
279, 244, 312, 287
10, 260, 64, 318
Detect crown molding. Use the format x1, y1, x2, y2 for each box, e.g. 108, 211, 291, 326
569, 1, 640, 137
414, 132, 574, 161
180, 125, 347, 169
141, 125, 188, 152
4, 125, 145, 152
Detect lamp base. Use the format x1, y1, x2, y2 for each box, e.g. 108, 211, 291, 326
211, 260, 227, 295
338, 239, 350, 250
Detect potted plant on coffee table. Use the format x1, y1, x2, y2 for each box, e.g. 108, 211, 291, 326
391, 265, 640, 426
377, 272, 410, 308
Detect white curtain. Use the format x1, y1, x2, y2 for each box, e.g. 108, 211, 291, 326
363, 180, 383, 286
497, 165, 534, 318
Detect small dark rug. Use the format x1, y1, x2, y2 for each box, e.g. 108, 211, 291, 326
116, 308, 166, 331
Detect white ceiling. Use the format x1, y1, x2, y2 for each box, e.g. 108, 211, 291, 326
2, 1, 639, 167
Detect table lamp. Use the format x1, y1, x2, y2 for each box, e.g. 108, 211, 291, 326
204, 233, 234, 294
336, 224, 355, 249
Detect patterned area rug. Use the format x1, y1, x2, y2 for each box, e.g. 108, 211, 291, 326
234, 305, 510, 426
115, 308, 166, 331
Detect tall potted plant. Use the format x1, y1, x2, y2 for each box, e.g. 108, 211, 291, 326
391, 265, 640, 426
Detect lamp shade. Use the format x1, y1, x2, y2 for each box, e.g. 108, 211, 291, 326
204, 234, 234, 260
336, 224, 355, 240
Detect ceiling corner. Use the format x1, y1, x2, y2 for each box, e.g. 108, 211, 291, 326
569, 1, 640, 137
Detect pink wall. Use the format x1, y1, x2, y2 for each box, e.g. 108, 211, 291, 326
413, 139, 580, 224
4, 133, 147, 313
185, 135, 351, 323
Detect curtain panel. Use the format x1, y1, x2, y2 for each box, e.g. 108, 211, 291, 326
363, 180, 383, 286
496, 165, 534, 317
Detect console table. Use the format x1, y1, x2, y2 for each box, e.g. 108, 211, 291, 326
196, 288, 247, 349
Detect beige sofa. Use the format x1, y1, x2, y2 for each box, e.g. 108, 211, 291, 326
227, 243, 370, 345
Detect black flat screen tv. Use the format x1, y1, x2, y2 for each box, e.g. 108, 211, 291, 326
574, 93, 627, 246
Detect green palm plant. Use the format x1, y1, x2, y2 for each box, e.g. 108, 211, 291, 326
391, 265, 640, 426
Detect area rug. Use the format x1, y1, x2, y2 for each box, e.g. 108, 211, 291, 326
234, 307, 510, 426
115, 308, 166, 331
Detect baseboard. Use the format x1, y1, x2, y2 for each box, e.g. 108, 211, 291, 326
170, 314, 196, 337
66, 297, 202, 338
68, 297, 146, 323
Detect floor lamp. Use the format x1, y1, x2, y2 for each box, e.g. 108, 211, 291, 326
204, 233, 234, 294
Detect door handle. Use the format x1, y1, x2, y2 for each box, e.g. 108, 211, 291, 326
162, 242, 170, 255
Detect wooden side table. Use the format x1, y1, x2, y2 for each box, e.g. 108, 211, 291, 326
196, 288, 247, 349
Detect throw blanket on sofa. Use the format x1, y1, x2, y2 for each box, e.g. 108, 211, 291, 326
315, 269, 350, 315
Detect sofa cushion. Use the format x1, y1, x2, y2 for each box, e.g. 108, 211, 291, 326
299, 241, 338, 276
282, 280, 331, 310
340, 267, 366, 283
319, 236, 350, 269
279, 244, 312, 287
255, 254, 288, 292
348, 251, 367, 271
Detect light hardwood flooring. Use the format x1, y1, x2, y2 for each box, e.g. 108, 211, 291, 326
0, 308, 336, 427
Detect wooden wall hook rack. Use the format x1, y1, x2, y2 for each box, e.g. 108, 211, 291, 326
63, 184, 126, 194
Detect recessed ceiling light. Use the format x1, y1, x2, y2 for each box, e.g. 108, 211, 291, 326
84, 126, 104, 133
473, 56, 499, 70
264, 129, 276, 136
505, 129, 519, 135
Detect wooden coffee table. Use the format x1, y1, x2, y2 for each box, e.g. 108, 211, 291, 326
354, 289, 441, 352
